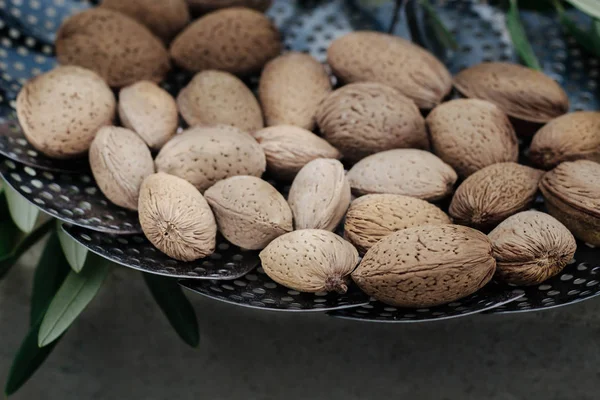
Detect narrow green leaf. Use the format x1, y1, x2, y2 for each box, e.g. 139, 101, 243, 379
506, 0, 542, 70
489, 0, 567, 11
0, 219, 53, 280
3, 183, 40, 233
30, 231, 72, 325
553, 0, 600, 58
4, 314, 61, 396
0, 193, 20, 257
419, 0, 458, 50
38, 253, 110, 347
57, 224, 88, 273
143, 273, 199, 348
564, 0, 600, 20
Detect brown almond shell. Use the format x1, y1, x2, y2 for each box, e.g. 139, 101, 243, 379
56, 8, 170, 87
426, 98, 518, 178
352, 224, 496, 308
316, 82, 429, 162
346, 149, 457, 201
170, 7, 281, 75
453, 62, 569, 124
177, 70, 263, 132
327, 31, 452, 109
259, 52, 332, 130
138, 172, 217, 261
529, 111, 600, 169
344, 194, 451, 255
204, 176, 292, 250
100, 0, 189, 42
488, 210, 576, 286
449, 162, 544, 231
539, 160, 600, 245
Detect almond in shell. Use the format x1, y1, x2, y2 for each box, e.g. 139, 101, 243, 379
253, 125, 340, 179
205, 176, 292, 250
177, 70, 263, 132
259, 52, 332, 130
101, 0, 189, 42
118, 81, 178, 151
449, 162, 543, 231
16, 65, 115, 159
56, 8, 170, 87
89, 126, 155, 210
426, 98, 518, 178
352, 224, 496, 308
287, 158, 350, 231
529, 111, 600, 169
344, 194, 450, 254
346, 149, 457, 201
259, 229, 359, 293
155, 125, 266, 192
316, 82, 429, 162
138, 172, 217, 261
453, 62, 569, 124
540, 160, 600, 245
170, 7, 281, 75
488, 210, 576, 286
327, 31, 452, 109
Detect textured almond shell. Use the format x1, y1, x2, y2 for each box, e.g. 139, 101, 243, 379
16, 65, 115, 159
352, 224, 496, 308
287, 158, 350, 231
344, 194, 451, 254
316, 82, 429, 162
259, 52, 332, 130
170, 7, 281, 75
453, 62, 569, 123
529, 111, 600, 169
138, 172, 216, 261
186, 0, 272, 13
100, 0, 189, 42
426, 98, 519, 178
118, 81, 178, 151
204, 176, 292, 250
56, 8, 170, 87
89, 126, 155, 210
346, 149, 457, 201
540, 160, 600, 245
155, 125, 266, 192
488, 210, 576, 286
449, 162, 543, 230
177, 70, 263, 132
327, 31, 452, 109
253, 125, 341, 179
259, 229, 359, 293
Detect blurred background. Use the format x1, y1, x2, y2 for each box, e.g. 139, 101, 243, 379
1, 242, 599, 400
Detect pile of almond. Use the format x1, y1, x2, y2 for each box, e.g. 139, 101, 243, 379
15, 0, 599, 309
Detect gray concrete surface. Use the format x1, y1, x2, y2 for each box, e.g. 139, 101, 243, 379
1, 244, 599, 400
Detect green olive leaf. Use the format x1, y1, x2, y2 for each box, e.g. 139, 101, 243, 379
30, 230, 72, 325
419, 0, 458, 50
143, 273, 200, 348
5, 230, 70, 396
57, 224, 88, 273
3, 182, 40, 233
506, 0, 542, 70
564, 0, 600, 20
37, 253, 110, 347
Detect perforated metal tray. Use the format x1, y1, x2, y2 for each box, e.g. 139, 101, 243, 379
0, 0, 598, 317
62, 224, 260, 280
328, 282, 523, 323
